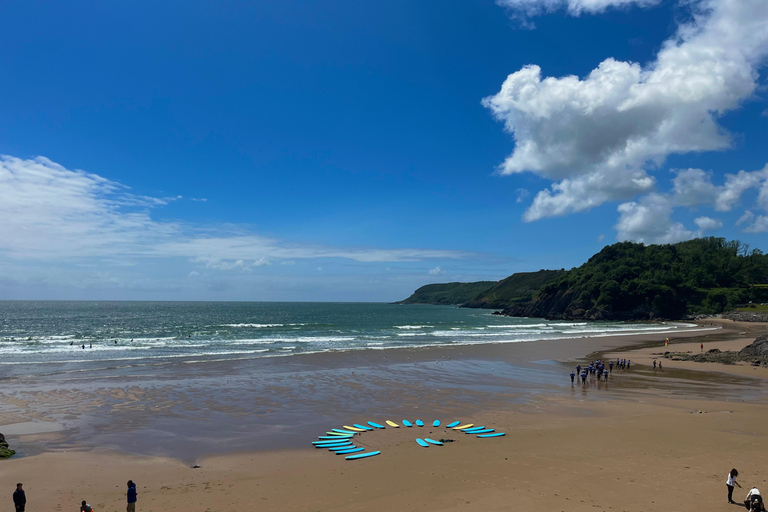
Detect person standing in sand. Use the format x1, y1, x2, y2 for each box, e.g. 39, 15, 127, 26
127, 480, 137, 512
726, 468, 741, 504
13, 483, 26, 512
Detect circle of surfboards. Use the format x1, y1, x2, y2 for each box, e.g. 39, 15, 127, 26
312, 419, 505, 461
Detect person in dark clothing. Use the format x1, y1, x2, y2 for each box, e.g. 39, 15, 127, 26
570, 371, 575, 384
127, 480, 137, 512
13, 483, 26, 512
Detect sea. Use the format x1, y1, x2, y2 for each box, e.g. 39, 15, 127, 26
0, 301, 696, 380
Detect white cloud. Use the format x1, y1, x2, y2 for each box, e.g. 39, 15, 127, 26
743, 215, 768, 233
615, 194, 697, 244
497, 0, 659, 17
0, 155, 472, 271
515, 188, 530, 203
429, 266, 445, 275
693, 216, 722, 231
484, 0, 768, 221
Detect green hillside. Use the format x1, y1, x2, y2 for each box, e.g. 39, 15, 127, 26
501, 238, 768, 320
462, 270, 563, 309
395, 281, 496, 305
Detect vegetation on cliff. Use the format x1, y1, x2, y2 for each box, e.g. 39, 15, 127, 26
398, 238, 768, 321
500, 238, 768, 320
395, 281, 496, 305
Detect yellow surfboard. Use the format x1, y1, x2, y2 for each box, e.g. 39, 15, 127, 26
385, 420, 400, 427
343, 425, 365, 432
453, 423, 474, 430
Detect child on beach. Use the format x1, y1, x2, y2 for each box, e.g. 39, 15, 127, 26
727, 468, 741, 503
81, 501, 94, 512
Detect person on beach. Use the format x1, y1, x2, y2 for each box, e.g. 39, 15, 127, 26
727, 468, 741, 503
604, 369, 609, 381
653, 360, 657, 369
570, 371, 575, 384
127, 480, 137, 512
745, 488, 763, 511
13, 483, 26, 512
658, 360, 662, 370
80, 501, 93, 512
609, 361, 613, 373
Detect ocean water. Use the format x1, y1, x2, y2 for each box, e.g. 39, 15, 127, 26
0, 301, 696, 379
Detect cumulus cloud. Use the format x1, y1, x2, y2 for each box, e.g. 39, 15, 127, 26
484, 0, 768, 221
429, 266, 445, 275
0, 155, 472, 271
693, 216, 723, 231
615, 194, 696, 244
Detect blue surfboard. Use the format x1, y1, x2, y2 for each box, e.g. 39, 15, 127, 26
313, 440, 352, 445
318, 435, 353, 439
416, 438, 429, 447
367, 421, 385, 429
353, 424, 373, 431
469, 429, 494, 434
326, 432, 351, 436
463, 426, 486, 433
415, 419, 424, 427
424, 438, 443, 446
346, 450, 381, 460
478, 432, 505, 438
402, 420, 413, 427
335, 447, 365, 455
332, 429, 357, 435
432, 420, 440, 427
446, 421, 460, 428
315, 442, 351, 448
328, 444, 355, 451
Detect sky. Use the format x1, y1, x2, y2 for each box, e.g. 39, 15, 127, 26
0, 0, 766, 301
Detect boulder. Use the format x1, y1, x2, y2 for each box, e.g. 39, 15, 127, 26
0, 433, 15, 459
739, 333, 768, 359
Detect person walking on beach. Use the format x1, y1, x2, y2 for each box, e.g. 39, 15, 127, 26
570, 371, 575, 384
13, 483, 26, 512
727, 468, 741, 504
127, 480, 137, 512
80, 501, 93, 512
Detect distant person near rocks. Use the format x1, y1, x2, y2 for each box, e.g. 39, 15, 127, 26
127, 480, 137, 512
13, 483, 25, 512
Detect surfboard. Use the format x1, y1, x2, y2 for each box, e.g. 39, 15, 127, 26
315, 442, 351, 448
462, 426, 486, 433
432, 420, 440, 427
335, 447, 365, 455
416, 438, 429, 447
446, 421, 460, 428
328, 444, 355, 451
385, 420, 399, 427
477, 432, 505, 438
367, 421, 385, 429
353, 424, 373, 431
452, 424, 473, 430
313, 439, 352, 444
415, 419, 424, 427
346, 451, 381, 460
332, 429, 357, 434
424, 438, 443, 446
402, 420, 413, 427
343, 425, 365, 432
469, 429, 494, 434
318, 435, 353, 439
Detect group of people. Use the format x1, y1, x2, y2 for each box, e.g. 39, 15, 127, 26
569, 359, 621, 384
727, 469, 765, 511
12, 480, 138, 512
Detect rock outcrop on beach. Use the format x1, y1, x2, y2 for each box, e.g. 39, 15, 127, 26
663, 333, 768, 366
0, 433, 15, 459
723, 311, 768, 323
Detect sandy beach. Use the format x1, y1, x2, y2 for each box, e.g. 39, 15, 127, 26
2, 320, 768, 512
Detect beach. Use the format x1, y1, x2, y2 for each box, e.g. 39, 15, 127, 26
2, 319, 768, 512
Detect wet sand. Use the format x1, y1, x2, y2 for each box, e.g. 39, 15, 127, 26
2, 319, 768, 512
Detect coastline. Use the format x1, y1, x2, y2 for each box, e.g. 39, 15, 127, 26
2, 318, 768, 512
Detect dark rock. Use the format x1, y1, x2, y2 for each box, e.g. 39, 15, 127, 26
738, 333, 768, 359
0, 433, 15, 459
707, 348, 721, 354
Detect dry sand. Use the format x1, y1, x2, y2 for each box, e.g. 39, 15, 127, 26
2, 320, 768, 512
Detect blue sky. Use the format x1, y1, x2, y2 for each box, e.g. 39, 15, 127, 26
0, 0, 766, 300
